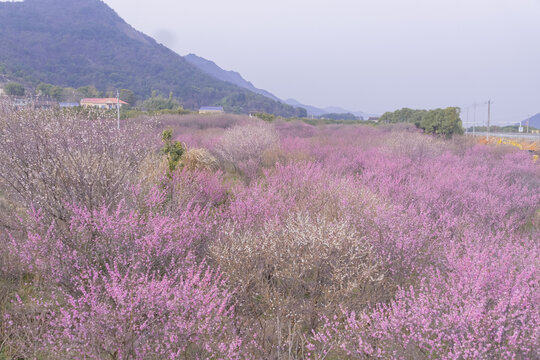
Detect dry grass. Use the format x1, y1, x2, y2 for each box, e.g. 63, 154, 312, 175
182, 148, 219, 171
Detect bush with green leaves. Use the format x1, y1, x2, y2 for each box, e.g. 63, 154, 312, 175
3, 82, 25, 96
142, 91, 182, 112
161, 129, 185, 173
379, 107, 464, 137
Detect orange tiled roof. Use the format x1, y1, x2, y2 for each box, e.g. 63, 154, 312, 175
81, 98, 128, 105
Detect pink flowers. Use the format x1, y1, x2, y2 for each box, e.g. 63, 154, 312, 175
47, 261, 243, 359
1, 110, 538, 359
5, 195, 247, 359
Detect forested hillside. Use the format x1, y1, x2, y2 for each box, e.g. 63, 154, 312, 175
0, 0, 305, 116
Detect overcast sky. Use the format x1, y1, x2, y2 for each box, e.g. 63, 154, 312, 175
103, 0, 540, 124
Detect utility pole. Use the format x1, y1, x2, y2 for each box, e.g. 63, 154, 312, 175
473, 103, 476, 136
116, 89, 120, 130
487, 100, 491, 141
466, 107, 469, 134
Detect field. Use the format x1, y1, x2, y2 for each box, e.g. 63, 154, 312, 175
0, 106, 539, 359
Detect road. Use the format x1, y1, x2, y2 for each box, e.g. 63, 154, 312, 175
467, 132, 540, 141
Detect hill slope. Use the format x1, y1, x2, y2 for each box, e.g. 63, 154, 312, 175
524, 114, 540, 130
183, 54, 375, 119
0, 0, 304, 116
184, 54, 281, 102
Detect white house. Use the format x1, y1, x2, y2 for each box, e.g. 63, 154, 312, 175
80, 98, 128, 109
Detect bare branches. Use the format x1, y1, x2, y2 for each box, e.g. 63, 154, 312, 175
0, 104, 152, 223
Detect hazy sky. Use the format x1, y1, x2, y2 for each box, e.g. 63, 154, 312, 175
103, 0, 540, 123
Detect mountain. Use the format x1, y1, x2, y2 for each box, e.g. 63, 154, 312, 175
183, 53, 376, 119
184, 54, 281, 102
284, 99, 377, 119
524, 114, 540, 129
0, 0, 304, 116
284, 98, 327, 117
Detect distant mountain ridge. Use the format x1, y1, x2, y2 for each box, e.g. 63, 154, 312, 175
284, 98, 376, 119
524, 114, 540, 129
184, 53, 375, 118
0, 0, 304, 116
283, 98, 330, 117
184, 54, 281, 102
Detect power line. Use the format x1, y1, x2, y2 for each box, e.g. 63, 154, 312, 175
461, 101, 536, 127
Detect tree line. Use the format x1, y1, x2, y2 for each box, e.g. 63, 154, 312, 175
379, 107, 464, 137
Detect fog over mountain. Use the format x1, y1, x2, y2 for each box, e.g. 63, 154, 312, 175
0, 0, 305, 116
102, 0, 540, 124
184, 53, 281, 102
185, 53, 374, 117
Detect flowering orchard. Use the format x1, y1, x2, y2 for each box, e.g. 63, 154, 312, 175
0, 107, 538, 359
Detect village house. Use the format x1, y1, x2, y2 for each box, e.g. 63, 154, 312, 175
80, 98, 128, 109
199, 106, 224, 114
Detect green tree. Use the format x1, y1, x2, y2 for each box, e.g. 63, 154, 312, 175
61, 87, 83, 102
37, 83, 64, 100
297, 107, 308, 118
254, 112, 276, 122
439, 107, 463, 136
119, 89, 136, 106
380, 107, 463, 137
161, 129, 184, 174
380, 108, 426, 125
4, 82, 25, 96
420, 107, 463, 137
142, 92, 181, 112
77, 86, 101, 98
320, 112, 359, 121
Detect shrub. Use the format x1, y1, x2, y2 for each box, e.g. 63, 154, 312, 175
156, 113, 251, 131
4, 199, 248, 359
0, 105, 151, 223
182, 147, 218, 171
1, 111, 539, 359
164, 168, 228, 211
141, 92, 181, 112
3, 82, 25, 96
308, 237, 540, 360
212, 121, 279, 182
160, 129, 184, 173
211, 212, 382, 357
